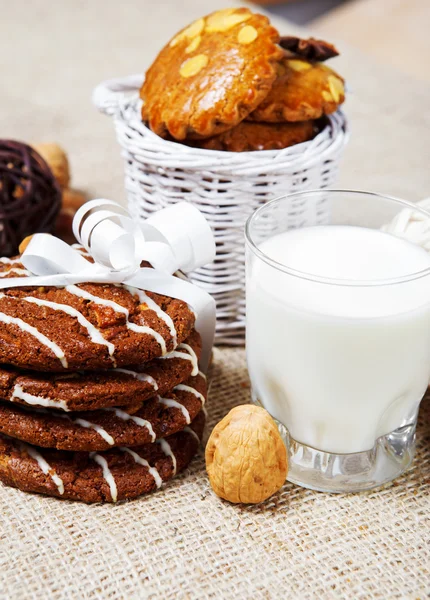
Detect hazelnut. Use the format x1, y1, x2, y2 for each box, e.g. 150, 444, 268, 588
205, 404, 288, 504
33, 142, 70, 189
55, 189, 87, 244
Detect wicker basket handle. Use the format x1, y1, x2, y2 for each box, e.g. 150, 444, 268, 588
92, 74, 144, 116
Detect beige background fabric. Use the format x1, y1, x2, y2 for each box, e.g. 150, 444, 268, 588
0, 0, 430, 597
0, 347, 429, 599
0, 0, 429, 206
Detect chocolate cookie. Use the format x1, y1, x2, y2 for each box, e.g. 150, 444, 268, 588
0, 411, 204, 503
0, 373, 207, 451
0, 329, 201, 412
0, 266, 195, 371
140, 7, 283, 140
189, 120, 316, 152
248, 57, 345, 123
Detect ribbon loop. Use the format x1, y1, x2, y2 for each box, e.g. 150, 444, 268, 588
0, 199, 216, 370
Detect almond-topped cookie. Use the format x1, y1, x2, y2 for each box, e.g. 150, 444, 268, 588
189, 120, 317, 152
0, 260, 195, 371
140, 7, 283, 140
248, 57, 345, 123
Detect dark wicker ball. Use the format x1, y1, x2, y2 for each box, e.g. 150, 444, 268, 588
0, 140, 62, 256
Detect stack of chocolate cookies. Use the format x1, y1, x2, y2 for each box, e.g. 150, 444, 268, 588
140, 7, 345, 152
0, 252, 207, 503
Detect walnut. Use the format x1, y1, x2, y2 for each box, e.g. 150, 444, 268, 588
62, 188, 86, 213
205, 404, 288, 504
54, 188, 87, 244
32, 143, 70, 188
280, 36, 339, 62
18, 235, 33, 254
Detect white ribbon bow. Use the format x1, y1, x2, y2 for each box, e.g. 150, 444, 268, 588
0, 199, 216, 370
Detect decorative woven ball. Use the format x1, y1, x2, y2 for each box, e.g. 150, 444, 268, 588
0, 140, 62, 256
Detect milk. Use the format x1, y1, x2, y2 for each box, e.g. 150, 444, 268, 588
246, 225, 430, 454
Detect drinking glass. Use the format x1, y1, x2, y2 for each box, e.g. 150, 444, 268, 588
245, 190, 430, 492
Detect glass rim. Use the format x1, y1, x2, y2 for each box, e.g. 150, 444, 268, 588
245, 189, 430, 287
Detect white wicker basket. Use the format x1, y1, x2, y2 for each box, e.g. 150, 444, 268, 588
93, 74, 349, 344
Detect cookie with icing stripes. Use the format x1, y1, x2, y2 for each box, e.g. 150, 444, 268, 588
0, 329, 201, 412
0, 373, 207, 451
0, 411, 204, 503
0, 261, 195, 371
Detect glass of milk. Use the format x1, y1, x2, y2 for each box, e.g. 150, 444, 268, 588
245, 190, 430, 492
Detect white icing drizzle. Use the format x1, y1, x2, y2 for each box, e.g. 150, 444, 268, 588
159, 344, 198, 376
23, 409, 116, 447
174, 384, 206, 406
66, 284, 129, 315
125, 285, 178, 347
158, 396, 191, 424
159, 350, 192, 364
90, 452, 118, 502
0, 298, 68, 368
184, 426, 200, 444
127, 322, 167, 355
120, 447, 162, 488
0, 268, 31, 277
157, 438, 177, 475
23, 296, 116, 366
114, 368, 158, 391
73, 418, 115, 446
0, 257, 19, 264
11, 384, 70, 412
103, 407, 156, 442
65, 284, 167, 356
21, 443, 64, 495
177, 343, 199, 376
71, 244, 90, 258
198, 370, 207, 381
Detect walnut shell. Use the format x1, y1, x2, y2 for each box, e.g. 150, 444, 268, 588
62, 188, 86, 212
55, 188, 87, 244
32, 143, 70, 189
205, 404, 287, 504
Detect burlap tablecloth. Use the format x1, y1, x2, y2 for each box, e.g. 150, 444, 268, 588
0, 347, 428, 599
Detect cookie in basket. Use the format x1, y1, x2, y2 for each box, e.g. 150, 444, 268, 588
0, 372, 206, 451
140, 7, 283, 140
188, 120, 317, 152
248, 57, 345, 123
0, 262, 195, 371
0, 410, 205, 503
0, 329, 201, 412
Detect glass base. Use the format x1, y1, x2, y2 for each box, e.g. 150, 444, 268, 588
277, 421, 416, 493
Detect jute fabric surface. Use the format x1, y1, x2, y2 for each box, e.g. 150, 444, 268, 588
0, 347, 428, 599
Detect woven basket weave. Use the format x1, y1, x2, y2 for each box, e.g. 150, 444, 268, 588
93, 75, 349, 344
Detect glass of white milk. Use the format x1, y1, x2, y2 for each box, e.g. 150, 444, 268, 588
245, 190, 430, 492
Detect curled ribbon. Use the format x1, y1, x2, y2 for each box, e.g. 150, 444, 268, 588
0, 200, 216, 370
381, 198, 430, 251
